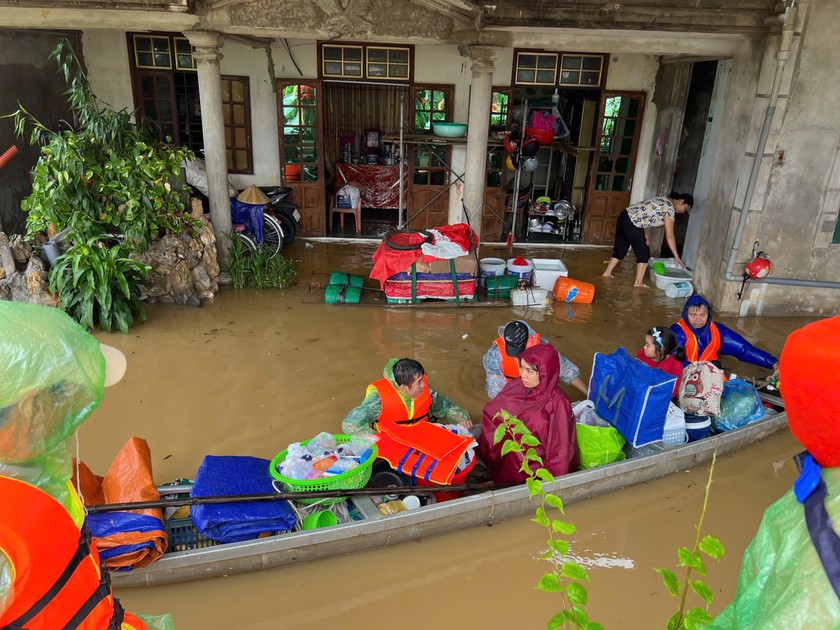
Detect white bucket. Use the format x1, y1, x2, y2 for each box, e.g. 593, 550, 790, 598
506, 258, 534, 281
479, 258, 506, 277
665, 281, 693, 298
511, 287, 548, 308
532, 258, 569, 290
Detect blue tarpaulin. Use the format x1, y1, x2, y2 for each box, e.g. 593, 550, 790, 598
190, 455, 296, 543
230, 198, 265, 243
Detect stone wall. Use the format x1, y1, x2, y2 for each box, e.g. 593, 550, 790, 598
135, 213, 220, 307
0, 232, 58, 306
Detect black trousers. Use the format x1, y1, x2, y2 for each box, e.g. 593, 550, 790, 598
611, 210, 650, 263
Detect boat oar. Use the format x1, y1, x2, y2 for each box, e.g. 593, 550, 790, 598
85, 481, 505, 514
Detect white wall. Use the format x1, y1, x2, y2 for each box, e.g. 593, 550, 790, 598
83, 31, 135, 114
83, 35, 658, 223
605, 53, 660, 204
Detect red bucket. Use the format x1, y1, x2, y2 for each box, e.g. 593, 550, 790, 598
415, 456, 476, 502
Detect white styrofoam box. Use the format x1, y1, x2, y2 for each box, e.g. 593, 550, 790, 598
511, 287, 549, 308
532, 258, 569, 290
650, 266, 693, 290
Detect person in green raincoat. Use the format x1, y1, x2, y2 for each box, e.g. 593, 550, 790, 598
712, 315, 840, 628
0, 301, 173, 630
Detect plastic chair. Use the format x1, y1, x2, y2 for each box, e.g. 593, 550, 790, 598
330, 200, 362, 234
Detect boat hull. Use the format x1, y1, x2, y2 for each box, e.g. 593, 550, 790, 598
112, 412, 788, 587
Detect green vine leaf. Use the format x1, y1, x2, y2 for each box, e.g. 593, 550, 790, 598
654, 568, 681, 597
552, 519, 576, 535
533, 506, 550, 527
567, 582, 588, 605
549, 538, 570, 557
521, 434, 541, 447
561, 561, 589, 582
585, 623, 605, 630
683, 607, 714, 630
536, 573, 561, 593
678, 547, 707, 576
526, 478, 542, 498
500, 440, 522, 456
535, 468, 555, 483
699, 535, 725, 561
689, 580, 714, 606
493, 423, 506, 445
547, 612, 572, 630
666, 611, 681, 630
544, 493, 564, 511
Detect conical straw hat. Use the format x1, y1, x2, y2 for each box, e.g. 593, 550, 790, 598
237, 184, 270, 205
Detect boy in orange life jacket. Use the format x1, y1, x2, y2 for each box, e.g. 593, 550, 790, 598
483, 320, 588, 399
342, 358, 472, 435
669, 295, 779, 371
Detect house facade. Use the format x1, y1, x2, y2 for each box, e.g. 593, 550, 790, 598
0, 0, 838, 316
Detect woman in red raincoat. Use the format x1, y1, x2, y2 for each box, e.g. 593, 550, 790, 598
478, 343, 579, 484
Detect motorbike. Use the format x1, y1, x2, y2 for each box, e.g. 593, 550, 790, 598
182, 155, 301, 246
258, 186, 302, 245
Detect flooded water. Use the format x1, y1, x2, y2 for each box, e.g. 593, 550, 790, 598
88, 240, 816, 628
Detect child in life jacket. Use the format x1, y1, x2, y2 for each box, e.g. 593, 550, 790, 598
636, 326, 685, 398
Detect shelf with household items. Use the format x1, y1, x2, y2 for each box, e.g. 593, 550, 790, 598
525, 197, 579, 242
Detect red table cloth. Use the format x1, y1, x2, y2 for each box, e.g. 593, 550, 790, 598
335, 163, 407, 209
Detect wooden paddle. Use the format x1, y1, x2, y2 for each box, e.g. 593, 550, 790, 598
85, 481, 504, 514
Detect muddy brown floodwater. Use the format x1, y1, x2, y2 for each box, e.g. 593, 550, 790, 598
87, 240, 818, 629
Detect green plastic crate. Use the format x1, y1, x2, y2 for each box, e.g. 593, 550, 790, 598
483, 274, 519, 298
328, 272, 364, 288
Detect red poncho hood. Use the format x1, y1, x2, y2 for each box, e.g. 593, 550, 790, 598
478, 343, 578, 484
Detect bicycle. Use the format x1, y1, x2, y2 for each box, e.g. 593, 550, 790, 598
232, 209, 284, 258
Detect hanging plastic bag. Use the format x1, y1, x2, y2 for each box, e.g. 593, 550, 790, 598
553, 106, 571, 139
716, 378, 765, 432
529, 110, 554, 132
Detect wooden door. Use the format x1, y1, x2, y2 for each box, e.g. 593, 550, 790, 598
133, 70, 179, 144
583, 91, 646, 245
481, 145, 507, 241
278, 80, 326, 236
406, 141, 450, 231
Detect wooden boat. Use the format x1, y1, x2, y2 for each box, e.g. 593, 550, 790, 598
111, 410, 788, 587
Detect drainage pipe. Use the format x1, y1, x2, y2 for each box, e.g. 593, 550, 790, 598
722, 1, 840, 291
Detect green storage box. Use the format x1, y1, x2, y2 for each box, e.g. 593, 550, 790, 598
325, 284, 362, 304
483, 274, 519, 298
329, 272, 364, 288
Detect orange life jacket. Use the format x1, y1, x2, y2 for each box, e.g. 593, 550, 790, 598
0, 476, 147, 630
679, 320, 721, 363
494, 333, 541, 380
374, 421, 473, 486
370, 375, 432, 426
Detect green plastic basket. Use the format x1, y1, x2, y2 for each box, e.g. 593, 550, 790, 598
483, 274, 519, 298
269, 434, 378, 505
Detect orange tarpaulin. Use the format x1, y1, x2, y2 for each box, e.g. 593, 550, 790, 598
74, 437, 167, 571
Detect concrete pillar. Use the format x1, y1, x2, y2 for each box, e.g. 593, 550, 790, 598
462, 46, 500, 241
185, 30, 231, 265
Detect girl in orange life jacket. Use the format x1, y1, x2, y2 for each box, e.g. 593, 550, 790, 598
483, 320, 588, 399
636, 326, 685, 398
342, 358, 472, 435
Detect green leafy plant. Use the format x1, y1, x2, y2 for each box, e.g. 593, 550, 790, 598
49, 237, 150, 333
493, 410, 602, 630
7, 39, 197, 249
224, 232, 297, 290
654, 453, 725, 630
